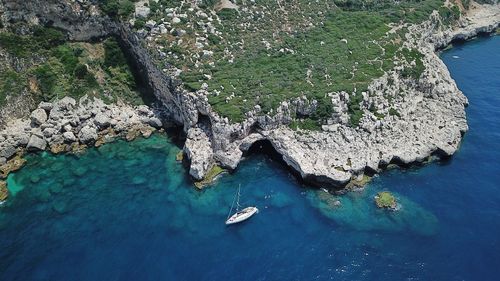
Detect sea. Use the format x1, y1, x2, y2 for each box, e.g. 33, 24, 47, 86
0, 35, 498, 281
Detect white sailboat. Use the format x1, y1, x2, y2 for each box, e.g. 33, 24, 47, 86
225, 185, 258, 225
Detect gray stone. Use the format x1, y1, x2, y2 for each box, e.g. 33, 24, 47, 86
145, 20, 157, 29
137, 105, 151, 116
0, 145, 16, 159
42, 127, 58, 138
147, 117, 163, 128
38, 102, 53, 112
30, 108, 48, 126
135, 6, 150, 18
94, 113, 110, 128
78, 125, 98, 143
171, 17, 181, 24
63, 124, 73, 132
27, 135, 47, 151
62, 132, 77, 142
57, 97, 76, 111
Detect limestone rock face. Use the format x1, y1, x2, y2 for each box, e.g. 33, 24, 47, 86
184, 126, 214, 180
30, 108, 48, 126
27, 135, 47, 151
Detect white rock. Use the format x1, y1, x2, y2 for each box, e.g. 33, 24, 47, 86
30, 109, 47, 126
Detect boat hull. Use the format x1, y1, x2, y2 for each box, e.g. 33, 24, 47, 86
225, 207, 258, 225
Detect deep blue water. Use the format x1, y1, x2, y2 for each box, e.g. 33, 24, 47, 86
0, 35, 499, 281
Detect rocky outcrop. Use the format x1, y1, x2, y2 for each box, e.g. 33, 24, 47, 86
0, 96, 162, 171
1, 0, 113, 40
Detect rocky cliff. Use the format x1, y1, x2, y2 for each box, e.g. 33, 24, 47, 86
1, 0, 499, 189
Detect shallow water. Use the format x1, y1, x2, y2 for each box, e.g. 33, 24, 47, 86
0, 36, 499, 281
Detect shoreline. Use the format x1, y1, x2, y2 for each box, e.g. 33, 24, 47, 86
0, 96, 166, 201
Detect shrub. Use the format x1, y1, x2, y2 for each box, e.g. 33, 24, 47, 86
104, 39, 127, 68
74, 63, 88, 79
33, 64, 58, 101
389, 107, 401, 117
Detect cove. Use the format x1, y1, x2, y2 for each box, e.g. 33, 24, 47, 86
0, 36, 499, 281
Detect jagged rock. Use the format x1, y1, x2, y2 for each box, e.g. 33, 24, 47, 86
137, 105, 152, 116
147, 117, 163, 128
27, 135, 47, 151
30, 108, 48, 126
78, 125, 98, 144
57, 97, 76, 111
0, 145, 16, 159
145, 20, 157, 29
38, 102, 53, 112
94, 113, 110, 128
135, 6, 150, 18
62, 132, 77, 142
43, 127, 58, 138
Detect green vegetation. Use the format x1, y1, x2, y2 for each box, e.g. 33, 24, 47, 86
0, 27, 142, 107
400, 48, 426, 79
204, 11, 399, 122
99, 0, 136, 19
348, 93, 365, 127
375, 191, 397, 209
129, 0, 460, 128
438, 5, 461, 25
0, 70, 26, 106
194, 165, 225, 189
290, 118, 322, 131
389, 107, 401, 117
0, 26, 65, 57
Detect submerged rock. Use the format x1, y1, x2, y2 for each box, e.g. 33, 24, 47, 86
0, 156, 27, 179
308, 189, 438, 236
194, 165, 225, 189
0, 181, 8, 201
374, 191, 397, 210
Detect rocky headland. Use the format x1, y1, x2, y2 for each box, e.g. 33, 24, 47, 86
0, 0, 499, 197
182, 3, 500, 187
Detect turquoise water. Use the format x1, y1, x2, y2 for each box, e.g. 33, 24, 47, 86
0, 35, 499, 280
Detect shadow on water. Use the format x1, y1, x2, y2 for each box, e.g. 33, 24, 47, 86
242, 139, 311, 188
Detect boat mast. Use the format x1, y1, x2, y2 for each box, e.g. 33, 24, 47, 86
236, 184, 241, 211
226, 184, 241, 220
